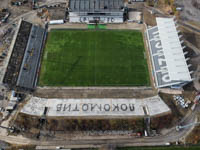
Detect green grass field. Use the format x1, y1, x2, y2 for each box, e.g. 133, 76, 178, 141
39, 29, 150, 86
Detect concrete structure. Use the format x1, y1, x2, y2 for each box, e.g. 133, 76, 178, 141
146, 17, 193, 88
21, 96, 170, 117
3, 21, 32, 88
3, 21, 46, 91
68, 0, 125, 23
16, 25, 46, 90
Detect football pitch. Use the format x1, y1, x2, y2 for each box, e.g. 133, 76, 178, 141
39, 29, 150, 86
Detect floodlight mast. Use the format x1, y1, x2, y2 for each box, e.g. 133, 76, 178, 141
176, 122, 200, 131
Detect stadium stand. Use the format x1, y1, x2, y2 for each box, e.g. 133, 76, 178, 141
3, 21, 46, 91
3, 21, 32, 88
16, 25, 46, 90
146, 17, 193, 89
68, 0, 125, 23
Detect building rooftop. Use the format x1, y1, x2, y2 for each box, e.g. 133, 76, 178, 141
156, 17, 192, 82
69, 0, 124, 12
147, 17, 192, 88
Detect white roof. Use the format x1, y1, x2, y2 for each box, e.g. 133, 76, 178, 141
156, 17, 192, 82
49, 20, 64, 25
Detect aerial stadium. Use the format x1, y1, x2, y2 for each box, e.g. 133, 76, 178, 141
2, 0, 193, 92
2, 0, 200, 148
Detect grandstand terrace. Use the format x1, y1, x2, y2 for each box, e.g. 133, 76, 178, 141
16, 25, 46, 90
3, 21, 32, 88
3, 21, 46, 91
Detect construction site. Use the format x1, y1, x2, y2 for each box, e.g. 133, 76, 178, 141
0, 0, 200, 150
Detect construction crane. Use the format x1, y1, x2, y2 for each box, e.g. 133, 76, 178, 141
176, 122, 200, 131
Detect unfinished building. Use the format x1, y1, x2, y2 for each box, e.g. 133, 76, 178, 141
3, 21, 46, 91
3, 21, 32, 88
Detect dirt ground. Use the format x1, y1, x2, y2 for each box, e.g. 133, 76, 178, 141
127, 2, 145, 12
159, 93, 181, 115
7, 145, 35, 150
180, 26, 200, 50
106, 22, 142, 30
186, 113, 200, 144
0, 0, 33, 29
175, 0, 200, 24
13, 111, 174, 140
183, 46, 198, 80
48, 7, 66, 20
156, 0, 174, 15
143, 9, 156, 26
34, 87, 156, 99
0, 0, 10, 9
13, 113, 144, 139
179, 26, 200, 91
158, 92, 193, 125
5, 0, 32, 22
